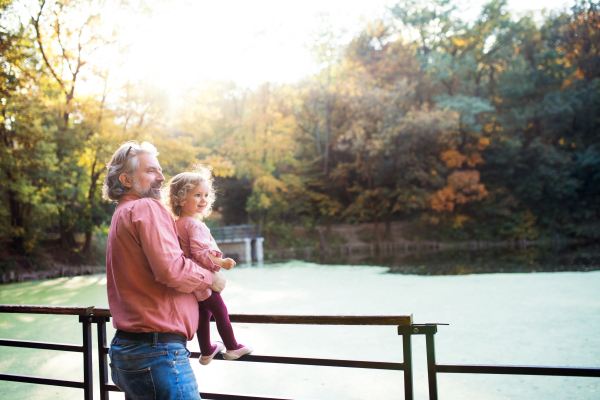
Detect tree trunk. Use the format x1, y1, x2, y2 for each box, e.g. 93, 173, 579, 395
384, 219, 392, 240
59, 216, 77, 250
82, 156, 101, 257
324, 95, 331, 177
8, 189, 26, 253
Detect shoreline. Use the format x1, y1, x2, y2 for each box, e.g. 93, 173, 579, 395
1, 238, 596, 285
1, 265, 106, 284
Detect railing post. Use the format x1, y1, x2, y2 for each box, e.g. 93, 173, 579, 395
79, 315, 94, 400
96, 316, 110, 400
401, 331, 414, 400
426, 332, 438, 400
398, 324, 439, 400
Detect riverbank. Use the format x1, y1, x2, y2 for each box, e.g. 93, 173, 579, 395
1, 224, 596, 285
0, 264, 105, 284
2, 240, 598, 284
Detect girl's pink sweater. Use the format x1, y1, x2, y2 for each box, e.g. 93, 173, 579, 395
175, 217, 222, 301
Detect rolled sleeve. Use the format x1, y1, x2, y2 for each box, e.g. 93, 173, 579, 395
190, 235, 222, 272
132, 199, 212, 293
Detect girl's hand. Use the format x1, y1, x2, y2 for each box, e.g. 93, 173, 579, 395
221, 258, 236, 270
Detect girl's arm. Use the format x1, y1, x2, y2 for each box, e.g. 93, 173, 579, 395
188, 224, 223, 272
208, 252, 236, 270
207, 234, 236, 270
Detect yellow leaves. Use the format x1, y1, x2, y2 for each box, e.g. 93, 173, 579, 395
494, 97, 503, 103
559, 138, 565, 145
198, 154, 235, 178
254, 175, 287, 195
555, 57, 571, 67
484, 122, 495, 134
452, 215, 470, 229
257, 193, 271, 209
77, 148, 96, 168
452, 37, 466, 47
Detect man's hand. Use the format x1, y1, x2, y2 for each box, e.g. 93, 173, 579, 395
210, 270, 226, 293
221, 258, 236, 270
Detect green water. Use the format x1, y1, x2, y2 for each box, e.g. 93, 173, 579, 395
1, 263, 599, 399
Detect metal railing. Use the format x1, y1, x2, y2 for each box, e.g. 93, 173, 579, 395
398, 324, 600, 399
210, 225, 261, 242
0, 305, 95, 400
1, 304, 600, 400
91, 307, 413, 400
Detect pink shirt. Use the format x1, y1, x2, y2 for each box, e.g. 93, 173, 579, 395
175, 217, 222, 301
106, 194, 213, 340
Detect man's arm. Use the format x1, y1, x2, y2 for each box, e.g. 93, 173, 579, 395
210, 270, 226, 293
133, 199, 212, 293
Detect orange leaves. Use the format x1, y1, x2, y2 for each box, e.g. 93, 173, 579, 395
430, 186, 458, 212
478, 137, 489, 150
467, 152, 484, 167
440, 150, 464, 168
430, 170, 488, 212
440, 149, 484, 169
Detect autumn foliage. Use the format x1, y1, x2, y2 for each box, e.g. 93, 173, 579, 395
1, 0, 600, 256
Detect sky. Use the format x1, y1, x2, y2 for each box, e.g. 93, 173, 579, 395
116, 0, 575, 93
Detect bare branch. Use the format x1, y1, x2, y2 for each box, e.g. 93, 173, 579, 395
31, 0, 66, 91
53, 9, 75, 76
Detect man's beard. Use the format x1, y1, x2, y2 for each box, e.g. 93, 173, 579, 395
133, 179, 162, 200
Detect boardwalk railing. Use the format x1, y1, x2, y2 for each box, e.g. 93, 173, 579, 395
1, 304, 600, 400
210, 225, 261, 242
0, 305, 95, 400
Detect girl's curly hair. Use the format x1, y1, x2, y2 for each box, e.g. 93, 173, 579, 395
163, 165, 215, 220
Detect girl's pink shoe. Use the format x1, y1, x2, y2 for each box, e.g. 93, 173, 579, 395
222, 345, 253, 360
200, 341, 225, 365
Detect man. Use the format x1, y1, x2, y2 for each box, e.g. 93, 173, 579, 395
102, 141, 225, 400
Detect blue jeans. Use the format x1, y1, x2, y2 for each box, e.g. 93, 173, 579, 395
109, 333, 202, 400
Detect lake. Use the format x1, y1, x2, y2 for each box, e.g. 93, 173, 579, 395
1, 245, 599, 399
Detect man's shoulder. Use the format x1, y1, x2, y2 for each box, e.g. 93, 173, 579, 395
132, 197, 164, 209
127, 198, 171, 220
131, 197, 171, 214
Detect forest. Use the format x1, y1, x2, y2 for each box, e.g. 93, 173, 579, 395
1, 0, 599, 265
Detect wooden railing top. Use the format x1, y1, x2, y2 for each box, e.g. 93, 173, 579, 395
0, 305, 413, 326
0, 304, 94, 316
92, 307, 412, 326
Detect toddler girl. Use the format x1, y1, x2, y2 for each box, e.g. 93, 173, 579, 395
164, 166, 253, 365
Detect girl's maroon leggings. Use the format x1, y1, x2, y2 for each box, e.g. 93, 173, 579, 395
197, 291, 242, 355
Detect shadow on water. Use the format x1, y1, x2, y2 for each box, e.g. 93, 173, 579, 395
266, 242, 600, 275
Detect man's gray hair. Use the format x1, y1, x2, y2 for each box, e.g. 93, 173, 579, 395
102, 141, 159, 202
